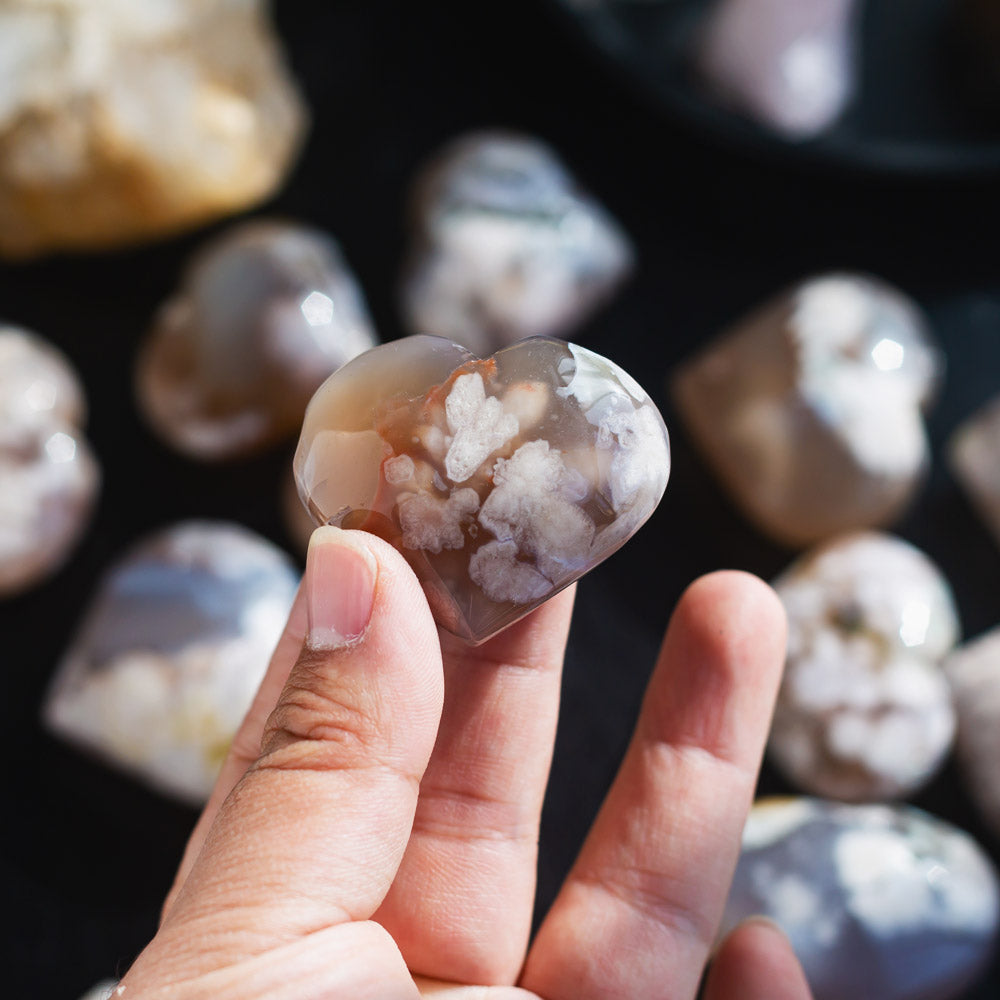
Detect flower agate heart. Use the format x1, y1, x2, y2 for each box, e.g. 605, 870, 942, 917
294, 336, 670, 643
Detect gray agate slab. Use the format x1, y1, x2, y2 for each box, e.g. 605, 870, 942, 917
43, 521, 298, 804
722, 798, 1000, 1000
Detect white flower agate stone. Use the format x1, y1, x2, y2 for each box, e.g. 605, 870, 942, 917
401, 132, 634, 355
945, 627, 1000, 838
136, 220, 377, 460
43, 521, 298, 804
0, 325, 99, 596
771, 532, 959, 801
949, 394, 1000, 547
294, 335, 669, 643
672, 274, 941, 546
0, 0, 307, 258
696, 0, 860, 139
722, 798, 1000, 1000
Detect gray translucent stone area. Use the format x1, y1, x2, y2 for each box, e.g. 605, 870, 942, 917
0, 325, 100, 596
672, 273, 941, 546
401, 131, 634, 355
136, 219, 377, 460
43, 521, 298, 804
771, 532, 959, 801
696, 0, 860, 139
294, 335, 669, 643
723, 798, 1000, 1000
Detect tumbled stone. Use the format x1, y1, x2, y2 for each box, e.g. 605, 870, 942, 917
401, 132, 634, 355
282, 461, 315, 555
294, 335, 669, 643
722, 797, 1000, 1000
696, 0, 860, 139
0, 0, 307, 258
945, 628, 1000, 838
770, 532, 958, 801
0, 325, 99, 596
672, 274, 941, 546
43, 521, 298, 804
136, 220, 377, 460
949, 394, 1000, 546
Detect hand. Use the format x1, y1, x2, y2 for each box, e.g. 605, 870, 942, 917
120, 526, 812, 1000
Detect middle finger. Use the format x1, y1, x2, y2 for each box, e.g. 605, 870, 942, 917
374, 584, 576, 986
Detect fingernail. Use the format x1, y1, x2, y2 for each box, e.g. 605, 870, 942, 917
306, 527, 377, 649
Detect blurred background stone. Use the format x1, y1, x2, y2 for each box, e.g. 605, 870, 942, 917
949, 396, 1000, 548
946, 628, 1000, 840
722, 797, 1000, 1000
43, 521, 297, 804
0, 325, 99, 596
401, 131, 633, 355
695, 0, 860, 139
672, 273, 941, 547
136, 219, 377, 460
0, 0, 307, 258
770, 532, 958, 801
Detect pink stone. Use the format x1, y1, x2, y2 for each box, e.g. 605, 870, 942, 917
136, 219, 377, 460
0, 325, 99, 596
672, 274, 941, 547
696, 0, 861, 139
294, 335, 670, 643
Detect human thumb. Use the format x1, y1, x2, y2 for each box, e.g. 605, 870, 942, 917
124, 525, 445, 989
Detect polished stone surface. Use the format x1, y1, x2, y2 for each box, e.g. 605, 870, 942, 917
43, 521, 298, 804
723, 797, 1000, 1000
949, 395, 1000, 548
401, 131, 633, 355
672, 273, 941, 546
0, 0, 306, 258
771, 532, 958, 801
0, 325, 99, 596
294, 335, 669, 642
946, 628, 1000, 839
136, 220, 377, 460
696, 0, 860, 139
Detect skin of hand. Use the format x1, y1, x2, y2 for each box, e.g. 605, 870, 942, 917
118, 525, 813, 1000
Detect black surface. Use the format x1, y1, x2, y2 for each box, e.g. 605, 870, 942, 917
2, 1, 1000, 997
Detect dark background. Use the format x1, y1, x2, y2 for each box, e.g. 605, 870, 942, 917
2, 1, 1000, 996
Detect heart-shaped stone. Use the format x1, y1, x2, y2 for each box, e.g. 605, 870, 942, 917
294, 335, 670, 643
